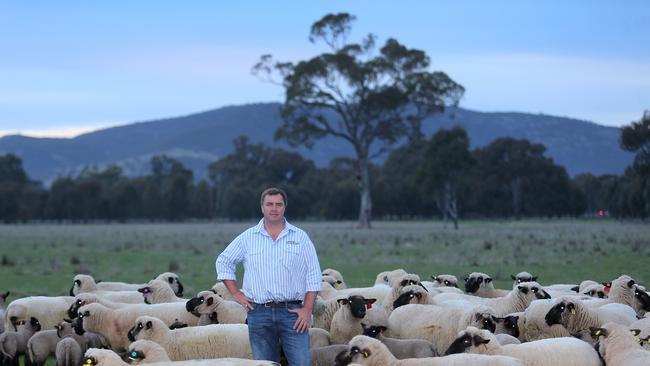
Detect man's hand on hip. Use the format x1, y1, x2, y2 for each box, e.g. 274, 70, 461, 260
233, 291, 253, 311
288, 306, 311, 333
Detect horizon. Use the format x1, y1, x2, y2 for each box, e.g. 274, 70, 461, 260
1, 1, 649, 138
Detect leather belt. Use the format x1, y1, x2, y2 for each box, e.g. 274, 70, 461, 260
260, 300, 303, 308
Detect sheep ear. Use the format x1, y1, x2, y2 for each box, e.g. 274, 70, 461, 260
145, 321, 152, 329
207, 297, 214, 306
337, 299, 349, 305
63, 318, 72, 323
379, 326, 387, 333
366, 299, 377, 304
510, 274, 516, 280
532, 276, 538, 282
567, 303, 576, 313
631, 329, 641, 336
627, 279, 636, 288
432, 275, 439, 282
517, 286, 528, 294
476, 337, 490, 345
570, 286, 579, 292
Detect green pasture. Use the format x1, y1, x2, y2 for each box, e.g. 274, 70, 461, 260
1, 219, 648, 299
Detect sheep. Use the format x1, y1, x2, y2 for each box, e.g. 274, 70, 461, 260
138, 279, 186, 304
435, 281, 552, 317
592, 322, 650, 366
428, 274, 459, 288
382, 273, 421, 313
67, 293, 131, 319
494, 313, 524, 340
322, 268, 348, 289
185, 290, 246, 324
127, 315, 252, 360
330, 295, 379, 344
0, 317, 41, 366
463, 272, 509, 298
0, 291, 9, 334
361, 323, 437, 358
392, 285, 436, 309
544, 296, 638, 334
335, 335, 525, 365
445, 326, 601, 366
521, 299, 571, 341
70, 272, 184, 297
583, 274, 648, 316
211, 282, 237, 302
319, 282, 391, 303
311, 344, 349, 366
510, 272, 537, 287
125, 339, 278, 366
74, 301, 199, 351
386, 303, 497, 355
630, 313, 650, 342
83, 347, 278, 366
312, 296, 341, 331
494, 333, 521, 345
322, 275, 345, 291
581, 283, 608, 298
4, 295, 75, 332
373, 269, 408, 287
56, 336, 83, 366
309, 327, 331, 349
27, 320, 76, 366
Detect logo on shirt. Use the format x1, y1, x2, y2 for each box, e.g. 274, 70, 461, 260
287, 241, 299, 245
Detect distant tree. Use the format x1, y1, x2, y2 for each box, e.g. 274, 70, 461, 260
0, 154, 29, 222
148, 155, 193, 220
253, 13, 464, 228
45, 177, 76, 221
620, 111, 650, 217
417, 127, 474, 228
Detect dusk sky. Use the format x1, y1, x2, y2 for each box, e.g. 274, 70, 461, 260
1, 1, 649, 138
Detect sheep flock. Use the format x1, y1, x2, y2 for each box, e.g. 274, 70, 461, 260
1, 269, 649, 366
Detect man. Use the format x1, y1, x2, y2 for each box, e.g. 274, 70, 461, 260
216, 187, 321, 366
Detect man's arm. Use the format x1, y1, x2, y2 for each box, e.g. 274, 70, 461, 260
222, 279, 254, 310
289, 290, 318, 333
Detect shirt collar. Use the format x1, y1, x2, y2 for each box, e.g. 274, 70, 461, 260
253, 218, 296, 235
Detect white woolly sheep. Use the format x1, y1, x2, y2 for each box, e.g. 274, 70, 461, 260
319, 282, 391, 303
510, 272, 538, 287
211, 282, 237, 302
521, 299, 571, 341
361, 323, 437, 358
544, 296, 637, 334
386, 303, 497, 355
391, 285, 437, 309
630, 313, 650, 342
463, 272, 509, 298
330, 295, 379, 344
435, 281, 552, 317
138, 279, 186, 304
382, 273, 421, 313
71, 272, 184, 297
27, 320, 76, 366
322, 268, 348, 289
592, 322, 650, 366
56, 336, 82, 366
185, 290, 246, 324
445, 326, 601, 366
83, 347, 278, 366
75, 301, 199, 351
494, 333, 521, 345
335, 335, 524, 365
373, 269, 408, 287
4, 295, 75, 332
125, 339, 277, 366
494, 313, 524, 340
0, 317, 41, 365
128, 315, 252, 360
581, 283, 608, 299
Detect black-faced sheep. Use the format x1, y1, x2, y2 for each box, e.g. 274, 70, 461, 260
592, 322, 650, 366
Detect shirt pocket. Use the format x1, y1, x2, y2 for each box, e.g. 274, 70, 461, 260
282, 243, 301, 268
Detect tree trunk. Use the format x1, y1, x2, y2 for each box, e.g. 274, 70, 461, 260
357, 157, 372, 229
445, 182, 459, 230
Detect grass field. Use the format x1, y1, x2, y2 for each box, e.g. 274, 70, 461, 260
1, 218, 649, 300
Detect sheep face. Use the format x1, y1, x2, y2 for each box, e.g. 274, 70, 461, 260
127, 319, 154, 342
335, 343, 373, 366
544, 299, 574, 327
185, 294, 206, 315
635, 287, 650, 311
74, 310, 89, 335
584, 288, 606, 298
472, 312, 497, 333
464, 273, 493, 294
55, 321, 74, 338
68, 298, 89, 319
445, 328, 491, 355
517, 282, 551, 301
495, 315, 520, 338
322, 275, 343, 289
125, 349, 146, 365
337, 296, 376, 319
160, 273, 184, 297
137, 286, 153, 304
360, 323, 386, 339
70, 279, 82, 296
432, 275, 458, 288
393, 290, 421, 309
510, 272, 538, 285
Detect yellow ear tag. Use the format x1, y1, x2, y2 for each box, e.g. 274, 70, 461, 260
363, 351, 369, 358
570, 309, 576, 315
595, 330, 601, 336
335, 282, 340, 288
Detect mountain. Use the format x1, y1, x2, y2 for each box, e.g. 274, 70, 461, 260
0, 103, 633, 185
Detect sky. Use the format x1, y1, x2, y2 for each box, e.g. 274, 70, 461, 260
1, 1, 649, 138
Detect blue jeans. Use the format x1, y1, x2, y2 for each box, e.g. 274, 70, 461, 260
247, 303, 310, 366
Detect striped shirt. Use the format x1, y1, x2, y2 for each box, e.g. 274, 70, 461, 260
216, 218, 322, 304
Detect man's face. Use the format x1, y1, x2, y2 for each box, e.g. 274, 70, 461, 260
262, 193, 285, 224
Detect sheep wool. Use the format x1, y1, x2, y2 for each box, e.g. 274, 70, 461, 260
592, 322, 650, 366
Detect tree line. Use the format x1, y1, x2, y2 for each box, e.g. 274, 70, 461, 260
1, 116, 648, 223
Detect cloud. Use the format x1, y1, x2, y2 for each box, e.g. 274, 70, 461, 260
0, 122, 126, 139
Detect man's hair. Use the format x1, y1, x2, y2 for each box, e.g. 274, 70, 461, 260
260, 187, 288, 207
